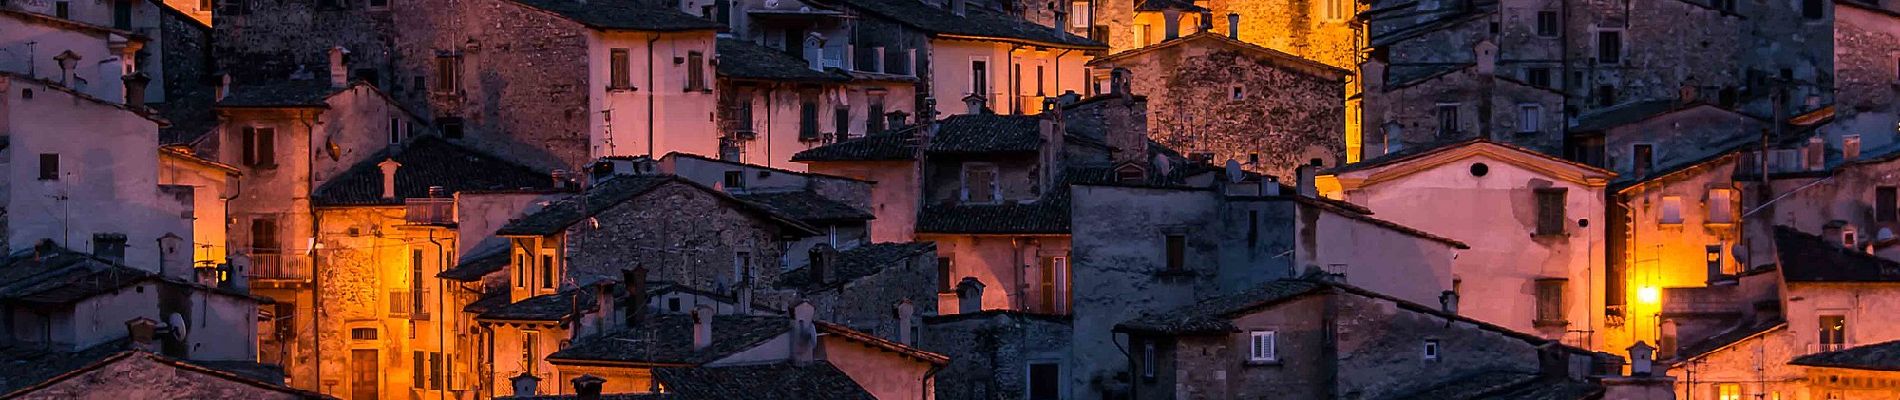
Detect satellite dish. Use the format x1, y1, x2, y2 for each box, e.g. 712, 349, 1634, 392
1225, 159, 1244, 183
1879, 228, 1895, 242
168, 313, 188, 342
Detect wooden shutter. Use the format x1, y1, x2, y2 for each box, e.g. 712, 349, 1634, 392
241, 127, 257, 166
1535, 188, 1566, 235
1881, 187, 1898, 222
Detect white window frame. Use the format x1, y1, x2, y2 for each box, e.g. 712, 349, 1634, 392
960, 162, 1001, 204
1423, 339, 1440, 361
1249, 330, 1277, 362
1517, 104, 1542, 133
1070, 1, 1090, 28
1593, 28, 1625, 65
968, 56, 991, 97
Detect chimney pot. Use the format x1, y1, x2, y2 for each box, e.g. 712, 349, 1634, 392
893, 300, 916, 345
691, 304, 715, 350
1473, 40, 1497, 76
1296, 164, 1318, 197
123, 73, 150, 109
1227, 13, 1239, 38
378, 158, 403, 199
572, 374, 607, 400
328, 46, 350, 89
955, 277, 985, 314
792, 302, 817, 364
1438, 290, 1459, 315
964, 93, 988, 115
511, 372, 541, 397
54, 51, 81, 86
1627, 341, 1656, 376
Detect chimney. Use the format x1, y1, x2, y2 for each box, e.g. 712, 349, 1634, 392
123, 72, 150, 109
1473, 40, 1497, 76
1845, 136, 1862, 161
378, 158, 402, 199
623, 267, 649, 327
955, 277, 985, 314
511, 373, 541, 397
1227, 13, 1239, 38
893, 300, 916, 345
125, 317, 159, 351
594, 281, 617, 334
1807, 136, 1825, 171
328, 46, 350, 88
215, 74, 231, 102
54, 51, 80, 86
1109, 68, 1132, 98
572, 375, 606, 400
691, 304, 715, 350
1627, 341, 1656, 376
792, 302, 817, 364
1163, 9, 1182, 40
801, 33, 823, 71
1537, 344, 1570, 381
949, 0, 965, 16
809, 244, 836, 284
1823, 220, 1848, 248
1296, 164, 1318, 197
964, 93, 988, 115
1438, 290, 1459, 315
1678, 84, 1698, 105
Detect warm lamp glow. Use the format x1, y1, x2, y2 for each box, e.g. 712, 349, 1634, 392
1637, 287, 1661, 303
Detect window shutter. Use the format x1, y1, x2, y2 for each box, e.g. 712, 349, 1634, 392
1878, 187, 1897, 222
257, 128, 276, 167
800, 101, 819, 140
1535, 188, 1566, 235
241, 127, 257, 166
412, 351, 424, 388
1660, 196, 1683, 224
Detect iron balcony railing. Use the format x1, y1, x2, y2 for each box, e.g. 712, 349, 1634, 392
245, 251, 310, 281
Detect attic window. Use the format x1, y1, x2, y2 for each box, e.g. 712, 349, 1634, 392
1116, 164, 1146, 183
1468, 162, 1489, 177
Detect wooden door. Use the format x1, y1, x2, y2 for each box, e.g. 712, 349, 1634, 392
350, 349, 379, 400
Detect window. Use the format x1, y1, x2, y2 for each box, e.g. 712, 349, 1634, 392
1716, 383, 1742, 400
1535, 11, 1558, 37
687, 51, 706, 91
515, 252, 528, 288
1517, 104, 1541, 133
1660, 196, 1684, 224
113, 0, 132, 29
37, 154, 58, 180
388, 118, 402, 144
1249, 331, 1277, 362
1039, 256, 1070, 314
411, 249, 425, 316
241, 127, 277, 167
438, 117, 464, 139
1435, 104, 1460, 136
610, 49, 632, 89
522, 331, 540, 374
429, 352, 443, 390
866, 94, 886, 133
55, 1, 69, 18
1535, 188, 1567, 236
539, 254, 554, 289
1843, 226, 1859, 249
1596, 30, 1623, 65
1535, 278, 1566, 324
799, 98, 820, 141
1879, 187, 1897, 223
1708, 188, 1736, 224
937, 257, 954, 293
961, 163, 999, 204
723, 171, 745, 189
1423, 340, 1440, 361
834, 107, 851, 139
1633, 144, 1654, 177
1027, 362, 1059, 400
1165, 234, 1185, 271
412, 351, 425, 389
1141, 341, 1156, 378
1230, 85, 1245, 101
970, 59, 989, 95
1819, 314, 1847, 351
1801, 0, 1822, 19
733, 251, 750, 289
1320, 0, 1347, 21
1070, 1, 1089, 28
350, 327, 377, 340
1134, 24, 1151, 47
434, 55, 460, 93
251, 217, 280, 253
1526, 67, 1552, 88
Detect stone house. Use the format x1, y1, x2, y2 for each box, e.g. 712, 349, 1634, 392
713, 38, 917, 171
1, 350, 325, 399
1809, 1, 1900, 162
1566, 94, 1767, 179
791, 125, 927, 243
1360, 40, 1567, 158
774, 241, 939, 340
919, 309, 1073, 400
1115, 278, 1607, 400
1086, 0, 1361, 71
1608, 147, 1751, 354
0, 9, 146, 104
303, 136, 554, 400
1086, 31, 1349, 178
824, 0, 1104, 117
1790, 339, 1900, 400
157, 146, 240, 267
1319, 139, 1616, 347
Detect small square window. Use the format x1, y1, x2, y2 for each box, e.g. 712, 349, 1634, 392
1423, 339, 1440, 361
37, 153, 58, 180
1249, 331, 1277, 362
723, 171, 746, 189
1229, 85, 1244, 101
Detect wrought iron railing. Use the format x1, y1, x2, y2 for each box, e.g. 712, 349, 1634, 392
246, 251, 309, 281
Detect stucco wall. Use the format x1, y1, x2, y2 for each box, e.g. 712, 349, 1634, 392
821, 335, 935, 400
927, 40, 1087, 117
806, 160, 921, 243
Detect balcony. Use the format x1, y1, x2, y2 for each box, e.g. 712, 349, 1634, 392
246, 252, 310, 282
405, 198, 455, 226
388, 290, 430, 320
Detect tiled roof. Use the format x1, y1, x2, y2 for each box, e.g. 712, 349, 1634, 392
1135, 0, 1209, 11
312, 136, 555, 206
0, 254, 155, 306
1792, 339, 1900, 371
926, 114, 1045, 154
0, 339, 130, 394
1115, 280, 1324, 334
776, 242, 936, 291
1383, 62, 1472, 91
1381, 370, 1602, 400
1289, 195, 1469, 249
826, 0, 1103, 48
1569, 99, 1719, 133
1775, 226, 1900, 283
918, 158, 1209, 235
735, 191, 873, 225
716, 39, 847, 82
1088, 32, 1348, 80
1326, 138, 1609, 178
652, 361, 877, 400
1366, 4, 1494, 48
217, 79, 345, 108
1671, 318, 1786, 363
0, 350, 324, 399
546, 314, 791, 366
505, 0, 723, 31
476, 289, 594, 322
463, 289, 514, 314
790, 126, 923, 162
437, 246, 510, 281
495, 175, 817, 237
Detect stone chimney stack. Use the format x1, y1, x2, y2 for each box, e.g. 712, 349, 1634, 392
955, 277, 985, 314
1162, 9, 1181, 40
1296, 164, 1318, 197
572, 375, 606, 400
893, 300, 916, 345
623, 267, 648, 327
792, 302, 817, 364
594, 281, 617, 334
1199, 11, 1213, 31
378, 158, 402, 199
54, 51, 80, 86
126, 317, 159, 352
123, 72, 150, 109
964, 93, 988, 115
691, 304, 715, 350
802, 33, 823, 71
1227, 13, 1239, 38
329, 46, 350, 88
511, 373, 541, 397
1628, 341, 1655, 376
1474, 40, 1497, 76
1439, 290, 1459, 315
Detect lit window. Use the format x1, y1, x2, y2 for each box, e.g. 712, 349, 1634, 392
1716, 383, 1742, 400
1819, 315, 1847, 352
1249, 331, 1277, 362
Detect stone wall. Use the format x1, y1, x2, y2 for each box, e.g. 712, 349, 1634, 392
1364, 65, 1566, 155
565, 182, 796, 300
1825, 4, 1900, 150
919, 312, 1073, 400
800, 245, 939, 341
213, 1, 394, 85
158, 9, 215, 143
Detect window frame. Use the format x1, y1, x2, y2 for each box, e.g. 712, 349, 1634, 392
609, 48, 633, 90
686, 51, 707, 92
1164, 233, 1186, 272
1248, 330, 1277, 362
37, 153, 58, 180
969, 57, 991, 97
1594, 29, 1624, 65
1434, 103, 1461, 136
1660, 196, 1685, 225
1535, 11, 1558, 37
1878, 186, 1897, 223
434, 55, 461, 93
960, 162, 1001, 204
1517, 104, 1542, 133
1707, 187, 1736, 224
1141, 341, 1156, 378
1423, 339, 1441, 362
1534, 278, 1567, 325
1534, 187, 1568, 236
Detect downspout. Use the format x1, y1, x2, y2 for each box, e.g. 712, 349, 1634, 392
920, 363, 943, 400
1011, 237, 1025, 310
648, 33, 661, 158
1053, 49, 1071, 101
428, 230, 446, 400
304, 111, 324, 394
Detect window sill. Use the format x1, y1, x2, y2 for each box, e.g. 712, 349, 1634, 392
1533, 319, 1569, 328
607, 86, 638, 93
1243, 360, 1282, 367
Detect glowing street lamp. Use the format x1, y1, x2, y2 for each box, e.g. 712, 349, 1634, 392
1637, 286, 1661, 304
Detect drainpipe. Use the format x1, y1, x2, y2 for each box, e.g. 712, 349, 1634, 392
1005, 45, 1021, 114
1053, 49, 1071, 102
919, 363, 943, 400
647, 34, 661, 158
428, 230, 447, 400
306, 111, 324, 394
1010, 237, 1025, 310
